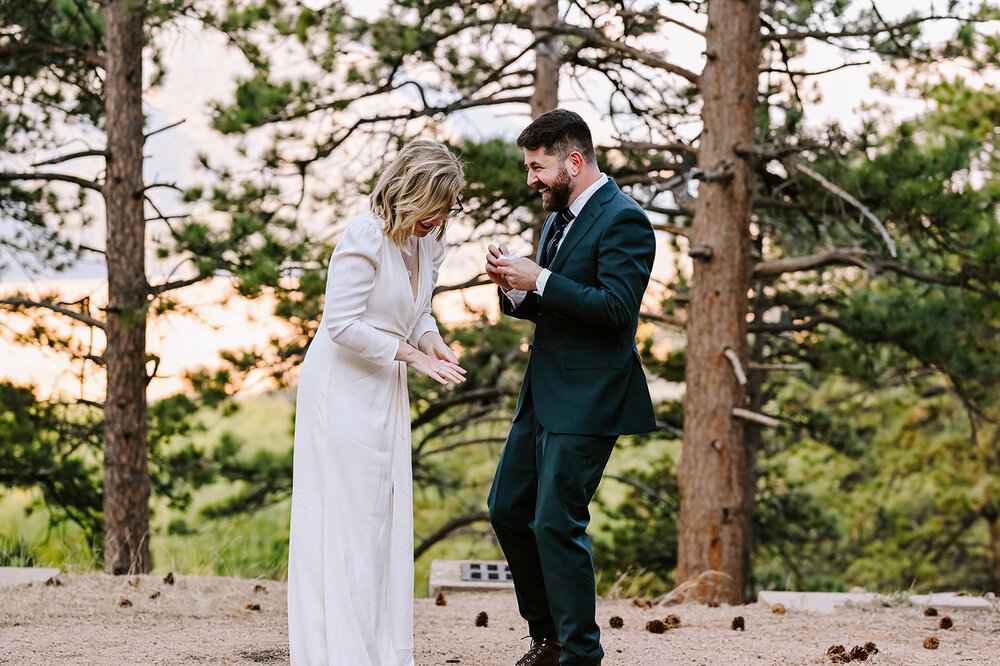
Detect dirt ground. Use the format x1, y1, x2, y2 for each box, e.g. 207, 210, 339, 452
1, 573, 998, 665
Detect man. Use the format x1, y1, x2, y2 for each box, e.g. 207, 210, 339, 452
485, 109, 657, 666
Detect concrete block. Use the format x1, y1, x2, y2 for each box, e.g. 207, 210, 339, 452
757, 589, 994, 613
427, 559, 514, 597
0, 567, 62, 587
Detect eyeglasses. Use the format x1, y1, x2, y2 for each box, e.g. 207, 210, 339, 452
448, 197, 464, 215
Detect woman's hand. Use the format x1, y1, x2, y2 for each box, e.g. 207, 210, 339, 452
397, 340, 466, 385
417, 331, 460, 364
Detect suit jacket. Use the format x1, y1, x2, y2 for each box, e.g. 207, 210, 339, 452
501, 178, 657, 436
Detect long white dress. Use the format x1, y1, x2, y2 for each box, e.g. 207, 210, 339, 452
288, 212, 444, 666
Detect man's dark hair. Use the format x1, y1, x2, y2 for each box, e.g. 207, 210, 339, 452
516, 109, 597, 165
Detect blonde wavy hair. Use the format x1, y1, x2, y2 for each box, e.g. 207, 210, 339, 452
370, 139, 466, 246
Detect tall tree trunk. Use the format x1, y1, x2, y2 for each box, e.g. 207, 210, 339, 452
530, 0, 559, 118
741, 311, 766, 601
528, 0, 560, 256
102, 0, 151, 574
676, 0, 760, 605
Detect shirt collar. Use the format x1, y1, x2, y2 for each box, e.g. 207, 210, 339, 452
567, 173, 608, 219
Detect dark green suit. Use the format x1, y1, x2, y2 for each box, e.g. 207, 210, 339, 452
488, 179, 656, 665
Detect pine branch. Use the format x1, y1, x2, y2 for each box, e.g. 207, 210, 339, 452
605, 474, 677, 509
433, 275, 492, 296
748, 314, 842, 333
639, 310, 685, 329
0, 171, 103, 192
753, 249, 872, 277
0, 297, 106, 329
0, 41, 104, 68
795, 162, 897, 257
761, 60, 871, 77
411, 386, 519, 429
148, 276, 203, 297
31, 149, 107, 167
416, 436, 507, 459
763, 15, 969, 42
414, 511, 491, 560
542, 24, 700, 83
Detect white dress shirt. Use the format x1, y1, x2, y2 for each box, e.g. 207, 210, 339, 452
504, 173, 609, 306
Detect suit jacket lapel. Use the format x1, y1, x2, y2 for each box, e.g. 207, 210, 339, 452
548, 179, 620, 273
536, 212, 558, 264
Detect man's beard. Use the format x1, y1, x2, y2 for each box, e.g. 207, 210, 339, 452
541, 165, 573, 212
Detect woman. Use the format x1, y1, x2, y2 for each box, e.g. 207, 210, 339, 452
288, 139, 467, 666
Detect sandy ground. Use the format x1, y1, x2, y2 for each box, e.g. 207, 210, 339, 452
1, 573, 998, 665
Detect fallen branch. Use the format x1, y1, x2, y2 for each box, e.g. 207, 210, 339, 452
732, 407, 781, 427
747, 362, 808, 371
723, 347, 747, 386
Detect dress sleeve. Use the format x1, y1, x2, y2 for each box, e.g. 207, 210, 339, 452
323, 216, 399, 366
408, 233, 447, 346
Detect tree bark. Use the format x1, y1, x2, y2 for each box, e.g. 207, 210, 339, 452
676, 0, 760, 605
528, 0, 561, 256
102, 0, 151, 574
530, 0, 560, 119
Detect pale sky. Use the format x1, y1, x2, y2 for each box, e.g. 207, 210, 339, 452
2, 0, 996, 400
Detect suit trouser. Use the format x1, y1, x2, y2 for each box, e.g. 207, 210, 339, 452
488, 389, 615, 666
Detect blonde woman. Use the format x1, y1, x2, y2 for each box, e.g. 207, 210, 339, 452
288, 139, 466, 666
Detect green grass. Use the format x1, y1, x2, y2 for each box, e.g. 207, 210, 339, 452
2, 391, 677, 597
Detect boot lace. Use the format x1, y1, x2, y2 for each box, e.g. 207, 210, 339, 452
516, 637, 553, 666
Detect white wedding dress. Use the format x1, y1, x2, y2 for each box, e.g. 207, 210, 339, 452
288, 212, 444, 666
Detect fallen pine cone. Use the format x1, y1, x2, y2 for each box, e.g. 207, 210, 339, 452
253, 584, 267, 594
826, 645, 847, 664
645, 619, 667, 634
246, 603, 261, 611
163, 572, 175, 585
118, 598, 132, 608
435, 593, 447, 606
632, 597, 653, 608
475, 611, 488, 627
826, 645, 845, 656
771, 603, 786, 614
731, 616, 745, 631
149, 591, 161, 600
939, 616, 953, 629
923, 636, 939, 650
44, 577, 62, 587
923, 606, 938, 616
609, 616, 623, 629
848, 645, 869, 662
665, 613, 681, 628
864, 641, 878, 654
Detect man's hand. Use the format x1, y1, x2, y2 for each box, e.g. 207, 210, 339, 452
485, 244, 514, 290
487, 244, 542, 291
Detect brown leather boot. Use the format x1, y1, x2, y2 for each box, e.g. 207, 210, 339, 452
515, 637, 562, 666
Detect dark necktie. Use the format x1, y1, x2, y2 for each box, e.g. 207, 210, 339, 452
543, 209, 574, 268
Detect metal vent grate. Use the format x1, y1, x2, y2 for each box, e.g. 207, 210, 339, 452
461, 561, 512, 582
